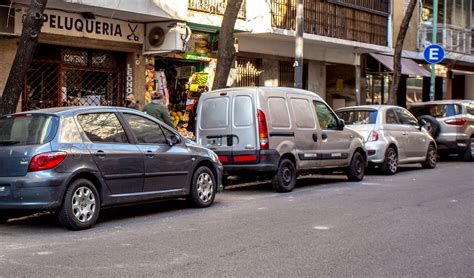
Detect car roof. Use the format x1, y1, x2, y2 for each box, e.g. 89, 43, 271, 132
206, 86, 325, 102
10, 106, 138, 117
335, 105, 400, 111
409, 100, 474, 106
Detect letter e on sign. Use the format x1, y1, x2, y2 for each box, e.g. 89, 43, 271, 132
424, 44, 445, 64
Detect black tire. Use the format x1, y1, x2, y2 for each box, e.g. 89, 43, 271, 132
463, 138, 474, 162
422, 143, 437, 169
272, 159, 297, 193
380, 147, 398, 175
0, 212, 10, 224
347, 152, 365, 181
189, 166, 217, 208
417, 115, 441, 139
58, 179, 100, 230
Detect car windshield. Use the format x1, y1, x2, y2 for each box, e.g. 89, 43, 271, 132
409, 104, 462, 118
0, 114, 58, 146
336, 110, 378, 125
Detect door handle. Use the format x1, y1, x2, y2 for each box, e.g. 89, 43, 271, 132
146, 150, 155, 158
402, 132, 408, 136
321, 133, 328, 140
312, 133, 318, 142
94, 150, 106, 158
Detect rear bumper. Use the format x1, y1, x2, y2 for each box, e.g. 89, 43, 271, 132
0, 171, 68, 210
221, 150, 280, 174
364, 141, 387, 164
436, 136, 470, 152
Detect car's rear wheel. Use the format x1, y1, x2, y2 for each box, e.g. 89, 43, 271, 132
422, 144, 437, 169
346, 152, 365, 181
272, 158, 296, 193
463, 138, 474, 162
380, 147, 398, 175
58, 179, 100, 230
189, 166, 216, 208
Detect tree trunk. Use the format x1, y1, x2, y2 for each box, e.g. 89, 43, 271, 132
1, 0, 48, 115
212, 0, 244, 90
388, 0, 417, 105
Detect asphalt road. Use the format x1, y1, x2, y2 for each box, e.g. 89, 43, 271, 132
0, 160, 473, 277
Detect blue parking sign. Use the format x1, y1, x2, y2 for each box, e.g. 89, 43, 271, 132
423, 44, 445, 64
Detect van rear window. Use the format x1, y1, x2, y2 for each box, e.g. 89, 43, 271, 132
0, 114, 58, 146
200, 97, 229, 129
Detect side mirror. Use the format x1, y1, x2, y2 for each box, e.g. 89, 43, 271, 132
168, 134, 181, 146
337, 119, 345, 130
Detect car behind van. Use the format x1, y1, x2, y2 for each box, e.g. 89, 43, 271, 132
196, 87, 367, 192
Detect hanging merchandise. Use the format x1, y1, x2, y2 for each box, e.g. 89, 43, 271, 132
145, 55, 155, 104
155, 70, 169, 106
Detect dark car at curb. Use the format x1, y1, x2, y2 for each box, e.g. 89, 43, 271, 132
0, 107, 223, 230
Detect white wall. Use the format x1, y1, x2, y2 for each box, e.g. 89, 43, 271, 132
307, 61, 326, 100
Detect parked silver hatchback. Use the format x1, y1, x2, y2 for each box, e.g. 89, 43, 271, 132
336, 105, 437, 175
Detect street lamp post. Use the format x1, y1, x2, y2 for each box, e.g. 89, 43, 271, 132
429, 0, 438, 100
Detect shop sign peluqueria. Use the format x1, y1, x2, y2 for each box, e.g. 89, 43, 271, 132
15, 8, 144, 44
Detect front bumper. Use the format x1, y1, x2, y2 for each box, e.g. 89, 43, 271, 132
0, 171, 69, 210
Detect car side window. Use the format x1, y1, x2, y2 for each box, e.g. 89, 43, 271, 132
395, 108, 418, 126
77, 113, 128, 143
123, 113, 167, 144
313, 101, 338, 129
385, 109, 399, 124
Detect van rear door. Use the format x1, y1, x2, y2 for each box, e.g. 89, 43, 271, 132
197, 92, 233, 162
231, 91, 258, 163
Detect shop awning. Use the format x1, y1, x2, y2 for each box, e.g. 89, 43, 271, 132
370, 53, 430, 77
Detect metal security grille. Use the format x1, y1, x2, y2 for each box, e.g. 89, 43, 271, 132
23, 46, 124, 111
23, 62, 60, 111
279, 61, 294, 87
235, 58, 262, 87
189, 0, 246, 19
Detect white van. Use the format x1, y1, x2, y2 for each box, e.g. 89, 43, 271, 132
196, 87, 367, 192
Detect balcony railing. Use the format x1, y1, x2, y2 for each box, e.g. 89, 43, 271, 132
271, 0, 388, 46
188, 0, 246, 19
418, 24, 472, 55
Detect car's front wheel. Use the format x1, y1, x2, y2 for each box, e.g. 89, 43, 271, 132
189, 166, 217, 208
346, 152, 365, 181
422, 144, 437, 169
58, 179, 100, 230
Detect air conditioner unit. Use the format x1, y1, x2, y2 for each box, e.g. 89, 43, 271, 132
0, 6, 19, 36
144, 22, 191, 54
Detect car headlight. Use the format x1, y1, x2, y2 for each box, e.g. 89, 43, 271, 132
209, 151, 221, 164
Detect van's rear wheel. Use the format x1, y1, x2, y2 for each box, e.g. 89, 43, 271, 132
272, 159, 296, 193
58, 179, 100, 230
0, 213, 10, 224
347, 152, 365, 181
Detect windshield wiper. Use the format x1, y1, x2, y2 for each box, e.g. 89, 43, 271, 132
0, 140, 20, 146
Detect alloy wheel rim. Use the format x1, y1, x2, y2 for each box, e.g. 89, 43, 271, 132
197, 172, 214, 203
72, 186, 96, 223
428, 148, 436, 166
388, 149, 398, 173
355, 157, 362, 175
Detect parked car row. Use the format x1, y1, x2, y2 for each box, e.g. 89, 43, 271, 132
0, 87, 471, 230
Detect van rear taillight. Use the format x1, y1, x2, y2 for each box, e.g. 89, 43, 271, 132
445, 118, 466, 126
234, 155, 258, 162
257, 109, 269, 150
28, 152, 67, 172
218, 155, 229, 163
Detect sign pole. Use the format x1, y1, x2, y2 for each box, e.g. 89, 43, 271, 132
429, 0, 438, 101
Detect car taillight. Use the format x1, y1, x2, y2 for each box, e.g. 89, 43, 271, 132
445, 118, 466, 126
257, 109, 269, 150
367, 130, 379, 142
28, 152, 67, 172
